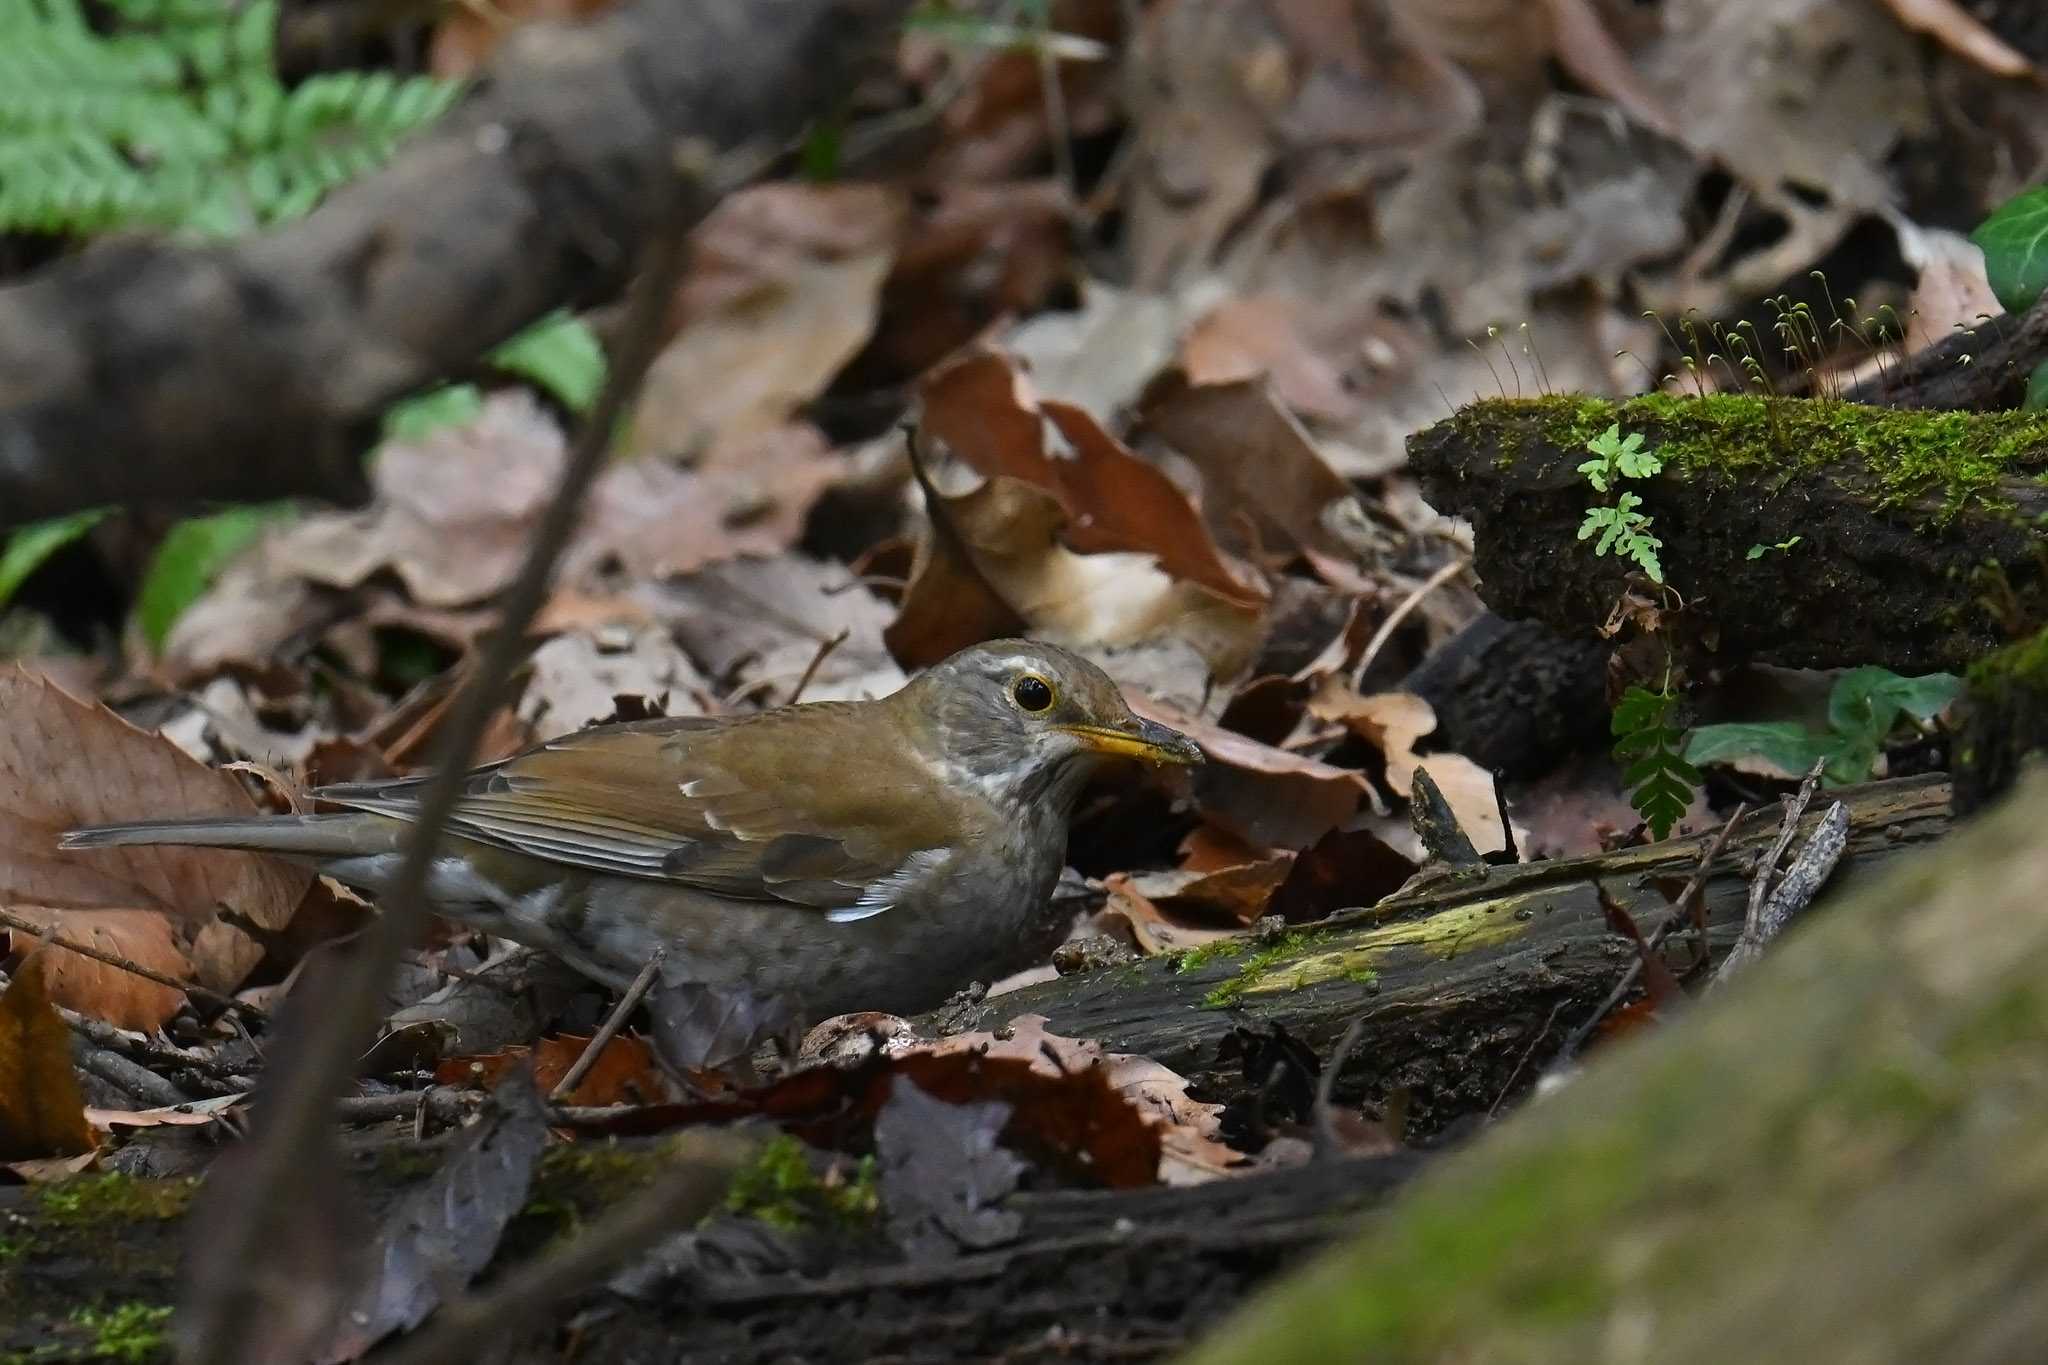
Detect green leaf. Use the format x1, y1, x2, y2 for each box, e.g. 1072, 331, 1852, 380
1826, 666, 1962, 741
0, 506, 111, 611
1577, 456, 1613, 494
800, 121, 842, 182
134, 502, 294, 649
488, 311, 606, 415
1971, 185, 2048, 313
1685, 722, 1831, 777
382, 383, 483, 441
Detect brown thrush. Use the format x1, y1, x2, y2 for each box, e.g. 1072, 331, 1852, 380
63, 640, 1200, 1032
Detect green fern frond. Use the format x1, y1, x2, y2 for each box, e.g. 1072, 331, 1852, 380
0, 0, 462, 238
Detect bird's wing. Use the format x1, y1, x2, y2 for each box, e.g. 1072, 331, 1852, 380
311, 711, 965, 919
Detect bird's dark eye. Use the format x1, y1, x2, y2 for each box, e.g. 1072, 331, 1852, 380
1012, 674, 1055, 712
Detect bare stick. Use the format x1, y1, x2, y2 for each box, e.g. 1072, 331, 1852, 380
1714, 794, 1849, 990
1555, 802, 1749, 1065
376, 1129, 763, 1365
1311, 1015, 1370, 1160
1351, 559, 1467, 688
548, 948, 664, 1103
179, 147, 748, 1364
0, 907, 252, 1017
784, 630, 850, 706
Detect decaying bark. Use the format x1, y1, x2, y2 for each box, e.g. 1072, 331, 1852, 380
0, 0, 911, 529
1182, 767, 2048, 1365
1407, 396, 2048, 673
948, 775, 1948, 1136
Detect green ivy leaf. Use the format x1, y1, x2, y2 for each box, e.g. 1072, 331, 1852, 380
488, 312, 606, 415
0, 507, 113, 612
135, 502, 295, 649
1971, 185, 2048, 313
2027, 358, 2048, 410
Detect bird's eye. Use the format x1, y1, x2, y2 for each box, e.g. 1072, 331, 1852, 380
1012, 674, 1055, 712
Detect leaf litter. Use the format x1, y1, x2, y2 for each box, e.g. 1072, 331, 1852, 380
1, 0, 2020, 1343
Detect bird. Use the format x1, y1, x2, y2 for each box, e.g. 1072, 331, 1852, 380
62, 639, 1201, 1050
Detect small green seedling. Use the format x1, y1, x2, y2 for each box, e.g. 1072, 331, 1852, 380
1745, 536, 1802, 560
1576, 424, 1665, 582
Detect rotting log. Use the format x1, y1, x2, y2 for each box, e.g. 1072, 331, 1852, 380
1181, 766, 2048, 1365
1407, 393, 2048, 673
0, 0, 912, 528
1952, 625, 2048, 816
950, 775, 1949, 1137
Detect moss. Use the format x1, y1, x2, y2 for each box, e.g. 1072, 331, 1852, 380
1967, 625, 2048, 698
1171, 937, 1250, 974
1202, 933, 1319, 1008
1458, 392, 2048, 525
69, 1304, 172, 1363
722, 1134, 877, 1232
30, 1175, 194, 1226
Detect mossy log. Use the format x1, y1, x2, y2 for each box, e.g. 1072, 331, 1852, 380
1953, 625, 2048, 815
1407, 394, 2048, 673
953, 775, 1948, 1137
1181, 768, 2048, 1365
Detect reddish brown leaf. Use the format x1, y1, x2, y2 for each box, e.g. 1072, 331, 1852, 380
437, 1033, 671, 1108
1, 668, 310, 1024
0, 953, 95, 1161
1129, 690, 1368, 849
920, 349, 1267, 607
1264, 828, 1417, 924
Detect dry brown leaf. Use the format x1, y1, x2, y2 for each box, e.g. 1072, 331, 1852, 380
0, 953, 95, 1161
5, 911, 190, 1032
429, 0, 619, 78
1306, 682, 1506, 853
266, 394, 841, 610
890, 473, 1262, 676
628, 185, 904, 458
1140, 378, 1375, 593
0, 668, 310, 1024
637, 554, 907, 703
436, 1033, 673, 1108
1129, 690, 1369, 848
921, 349, 1267, 607
1897, 224, 2005, 356
1875, 0, 2036, 79
1096, 883, 1246, 955
1179, 295, 1360, 422
515, 627, 711, 742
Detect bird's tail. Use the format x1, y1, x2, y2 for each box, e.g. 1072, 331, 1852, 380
60, 813, 398, 860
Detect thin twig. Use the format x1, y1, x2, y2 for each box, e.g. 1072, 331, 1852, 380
1351, 559, 1467, 688
784, 630, 850, 706
1713, 793, 1849, 990
1311, 1015, 1369, 1159
376, 1130, 764, 1365
180, 146, 753, 1364
1555, 802, 1749, 1065
0, 907, 253, 1017
549, 948, 664, 1103
1489, 1000, 1566, 1116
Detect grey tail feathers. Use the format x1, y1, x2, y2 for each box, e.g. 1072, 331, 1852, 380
59, 813, 396, 860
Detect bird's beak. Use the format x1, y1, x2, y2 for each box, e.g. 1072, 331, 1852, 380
1057, 717, 1205, 767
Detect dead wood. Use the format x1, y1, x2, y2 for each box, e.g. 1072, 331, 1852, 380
0, 0, 911, 529
947, 776, 1948, 1137
1180, 767, 2048, 1365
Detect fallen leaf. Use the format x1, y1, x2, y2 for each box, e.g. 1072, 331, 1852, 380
436, 1033, 672, 1108
1179, 295, 1360, 421
1129, 689, 1369, 849
1, 668, 310, 1025
1140, 377, 1375, 592
1264, 827, 1417, 923
515, 627, 711, 742
0, 953, 95, 1162
318, 1073, 550, 1362
430, 0, 619, 78
920, 348, 1266, 607
628, 184, 904, 458
874, 1075, 1026, 1258
5, 911, 191, 1033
